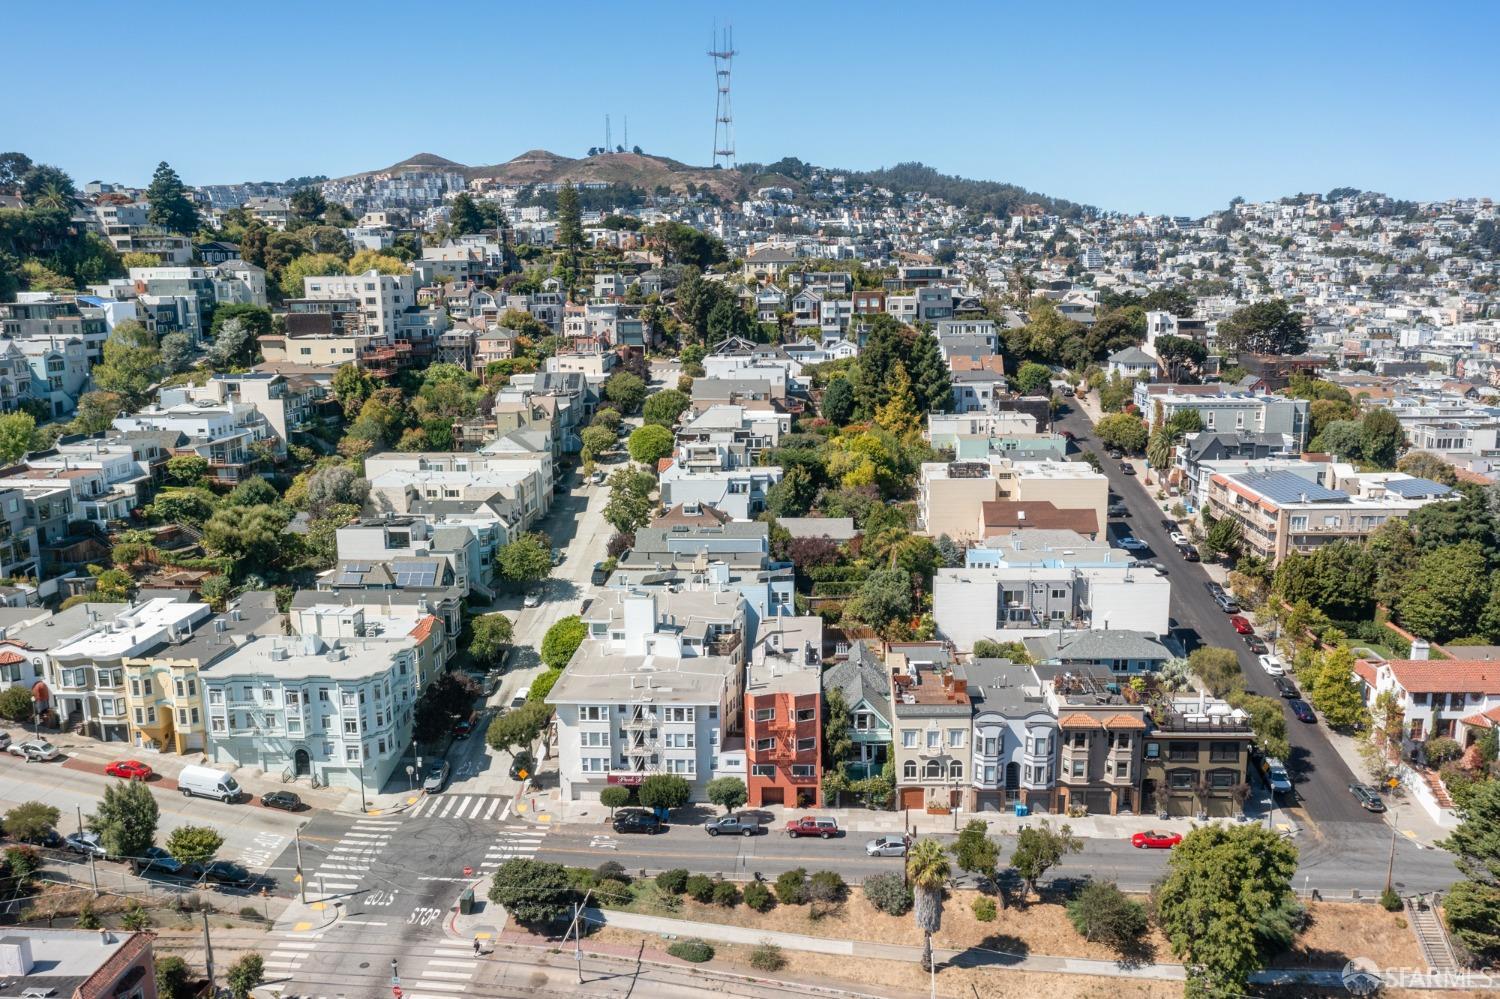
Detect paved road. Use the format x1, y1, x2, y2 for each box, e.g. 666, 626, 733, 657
1053, 401, 1380, 829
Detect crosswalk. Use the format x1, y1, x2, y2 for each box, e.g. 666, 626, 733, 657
407, 793, 509, 821
479, 824, 546, 872
260, 923, 325, 980
305, 816, 398, 893
400, 939, 484, 999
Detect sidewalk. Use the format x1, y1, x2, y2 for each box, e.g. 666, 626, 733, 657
1318, 724, 1451, 848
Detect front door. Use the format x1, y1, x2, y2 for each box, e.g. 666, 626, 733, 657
294, 748, 311, 776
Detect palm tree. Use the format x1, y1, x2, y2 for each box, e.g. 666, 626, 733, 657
906, 838, 950, 973
1146, 427, 1174, 476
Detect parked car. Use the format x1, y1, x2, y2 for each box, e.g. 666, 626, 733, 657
1245, 635, 1268, 656
1169, 531, 1189, 548
452, 711, 478, 739
591, 562, 611, 585
522, 592, 541, 608
509, 751, 535, 781
1060, 429, 1076, 441
1257, 653, 1286, 676
104, 760, 153, 781
590, 470, 606, 485
1107, 449, 1123, 459
422, 759, 450, 793
1289, 698, 1317, 723
260, 790, 302, 811
178, 765, 242, 802
1348, 782, 1387, 812
510, 685, 530, 709
1229, 616, 1253, 635
551, 548, 566, 567
0, 733, 11, 751
1212, 591, 1241, 613
785, 816, 842, 839
20, 828, 61, 849
612, 809, 666, 835
1108, 503, 1130, 518
65, 831, 107, 859
1179, 543, 1201, 562
1139, 561, 1167, 576
1130, 830, 1182, 850
1262, 757, 1293, 794
1272, 675, 1299, 699
199, 860, 256, 890
7, 740, 58, 762
1120, 462, 1137, 475
706, 813, 762, 837
137, 846, 192, 878
865, 834, 909, 857
1117, 536, 1149, 551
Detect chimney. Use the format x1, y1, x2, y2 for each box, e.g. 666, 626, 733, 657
1410, 638, 1431, 661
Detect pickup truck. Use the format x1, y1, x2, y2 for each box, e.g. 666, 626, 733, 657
784, 816, 842, 839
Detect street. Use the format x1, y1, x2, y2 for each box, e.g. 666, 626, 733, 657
1053, 400, 1382, 830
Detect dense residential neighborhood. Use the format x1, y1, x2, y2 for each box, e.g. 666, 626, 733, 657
0, 43, 1498, 994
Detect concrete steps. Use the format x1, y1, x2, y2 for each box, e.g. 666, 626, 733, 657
1406, 895, 1460, 973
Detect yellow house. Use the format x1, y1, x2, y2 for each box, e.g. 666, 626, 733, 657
123, 658, 204, 754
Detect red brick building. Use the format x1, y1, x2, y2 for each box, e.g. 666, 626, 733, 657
744, 621, 824, 808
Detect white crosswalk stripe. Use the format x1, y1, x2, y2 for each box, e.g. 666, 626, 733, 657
408, 793, 510, 820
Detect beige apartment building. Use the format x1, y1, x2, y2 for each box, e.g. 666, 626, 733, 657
919, 458, 1108, 541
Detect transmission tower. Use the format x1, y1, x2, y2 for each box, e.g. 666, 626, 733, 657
709, 25, 736, 168
605, 114, 612, 153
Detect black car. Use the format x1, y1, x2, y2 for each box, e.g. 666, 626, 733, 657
1349, 782, 1387, 812
1245, 635, 1268, 655
200, 861, 272, 892
1120, 462, 1136, 475
1272, 675, 1299, 699
509, 751, 535, 781
1179, 544, 1201, 562
1108, 504, 1130, 518
1289, 698, 1316, 724
260, 790, 302, 811
705, 813, 763, 837
137, 847, 196, 879
612, 809, 666, 835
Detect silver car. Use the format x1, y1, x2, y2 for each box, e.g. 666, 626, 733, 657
865, 834, 908, 858
8, 740, 58, 762
422, 759, 450, 793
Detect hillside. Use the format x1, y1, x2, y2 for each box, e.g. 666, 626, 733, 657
338, 149, 743, 198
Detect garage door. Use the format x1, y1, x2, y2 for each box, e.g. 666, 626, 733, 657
1084, 789, 1112, 815
759, 786, 784, 806
900, 787, 925, 811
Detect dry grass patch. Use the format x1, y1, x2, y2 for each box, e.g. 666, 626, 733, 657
1263, 901, 1423, 970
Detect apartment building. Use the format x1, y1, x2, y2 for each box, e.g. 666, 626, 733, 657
821, 640, 892, 780
744, 616, 823, 808
13, 335, 88, 417
112, 387, 282, 483
1354, 646, 1500, 751
675, 405, 789, 467
1133, 383, 1309, 446
301, 270, 417, 340
1040, 666, 1147, 815
0, 294, 109, 365
933, 564, 1170, 650
918, 458, 1108, 542
889, 645, 973, 812
549, 590, 746, 802
363, 450, 552, 531
1204, 467, 1453, 562
964, 657, 1057, 811
658, 462, 784, 521
1140, 694, 1255, 818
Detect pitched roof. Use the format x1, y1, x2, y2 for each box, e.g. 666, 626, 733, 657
1058, 713, 1102, 729
1108, 346, 1156, 366
1380, 658, 1500, 695
822, 640, 890, 719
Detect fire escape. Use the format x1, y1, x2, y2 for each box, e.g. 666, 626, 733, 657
621, 704, 661, 774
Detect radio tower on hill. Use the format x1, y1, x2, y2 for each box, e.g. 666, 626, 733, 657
709, 25, 736, 169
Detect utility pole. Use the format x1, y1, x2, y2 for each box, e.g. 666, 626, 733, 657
202, 910, 215, 997
294, 823, 306, 904
566, 888, 593, 984
76, 806, 98, 896
1384, 814, 1399, 894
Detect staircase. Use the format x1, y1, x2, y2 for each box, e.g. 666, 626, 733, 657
1420, 767, 1454, 808
1406, 894, 1460, 974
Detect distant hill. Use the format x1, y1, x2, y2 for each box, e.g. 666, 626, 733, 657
338, 149, 743, 198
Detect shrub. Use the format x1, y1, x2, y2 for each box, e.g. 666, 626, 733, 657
237, 906, 263, 921
743, 880, 775, 912
809, 870, 846, 902
712, 880, 740, 907
972, 896, 997, 922
774, 868, 808, 905
863, 872, 912, 916
594, 878, 634, 909
599, 786, 631, 814
595, 861, 628, 882
1381, 888, 1402, 912
121, 904, 152, 930
656, 868, 690, 894
1067, 881, 1149, 952
75, 902, 100, 929
1425, 737, 1462, 766
666, 938, 714, 963
684, 874, 715, 903
749, 942, 785, 971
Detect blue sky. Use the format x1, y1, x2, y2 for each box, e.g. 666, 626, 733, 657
4, 1, 1496, 215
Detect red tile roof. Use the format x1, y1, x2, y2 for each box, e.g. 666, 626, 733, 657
1058, 713, 1102, 729
0, 651, 24, 665
1375, 658, 1500, 695
1353, 659, 1378, 687
407, 614, 438, 643
1460, 706, 1500, 729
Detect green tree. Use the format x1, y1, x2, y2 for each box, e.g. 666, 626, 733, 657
485, 700, 551, 753
289, 186, 327, 221
278, 252, 346, 299
642, 389, 690, 427
165, 825, 223, 867
1014, 361, 1052, 395
302, 464, 369, 515
848, 567, 914, 638
1360, 408, 1404, 469
331, 363, 376, 418
1216, 299, 1308, 356
203, 504, 290, 568
347, 249, 406, 275
205, 317, 256, 370
155, 956, 192, 999
1396, 450, 1458, 486
226, 476, 278, 508
3, 801, 59, 842
469, 613, 514, 667
603, 371, 647, 414
93, 321, 164, 404
165, 454, 210, 487
448, 192, 484, 236
1227, 691, 1290, 760
540, 615, 587, 669
145, 161, 199, 235
1396, 541, 1489, 642
1441, 778, 1500, 961
160, 332, 194, 373
1300, 646, 1368, 730
821, 377, 855, 424
951, 820, 1001, 886
1067, 880, 1148, 954
70, 390, 127, 434
1094, 412, 1148, 453
765, 464, 817, 518
225, 953, 264, 999
0, 686, 32, 722
147, 487, 218, 528
1187, 647, 1242, 697
1203, 517, 1243, 561
626, 423, 674, 466
638, 774, 692, 812
0, 413, 37, 464
906, 838, 950, 972
604, 468, 656, 534
88, 780, 159, 860
497, 532, 552, 587
599, 785, 630, 816
555, 183, 583, 251
705, 777, 748, 814
1155, 824, 1299, 998
1011, 821, 1082, 900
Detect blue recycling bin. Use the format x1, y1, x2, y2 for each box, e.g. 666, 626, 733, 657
1014, 802, 1029, 817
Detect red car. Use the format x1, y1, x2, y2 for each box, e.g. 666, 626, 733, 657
105, 760, 153, 781
1131, 830, 1182, 850
1229, 615, 1253, 635
784, 816, 842, 839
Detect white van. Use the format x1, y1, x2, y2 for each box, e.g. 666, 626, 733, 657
177, 765, 242, 802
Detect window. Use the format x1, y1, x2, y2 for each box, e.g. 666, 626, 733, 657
948, 729, 965, 748
1209, 769, 1236, 789
131, 678, 142, 697
580, 731, 609, 747
752, 764, 775, 778
1168, 770, 1194, 790
754, 707, 775, 722
319, 688, 330, 702
343, 719, 359, 735
926, 730, 939, 749
1114, 761, 1129, 779
795, 707, 815, 722
924, 760, 943, 779
1209, 743, 1239, 763
983, 764, 996, 783
950, 761, 962, 780
178, 708, 188, 725
664, 707, 694, 723
796, 737, 816, 752
1168, 741, 1198, 762
903, 760, 917, 779
663, 732, 694, 749
1145, 742, 1160, 758
755, 737, 776, 752
854, 712, 876, 731
210, 717, 225, 733
133, 708, 144, 724
580, 757, 608, 773
902, 729, 917, 748
790, 765, 814, 779
345, 745, 360, 762
580, 706, 608, 721
1070, 758, 1085, 777
666, 758, 696, 775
